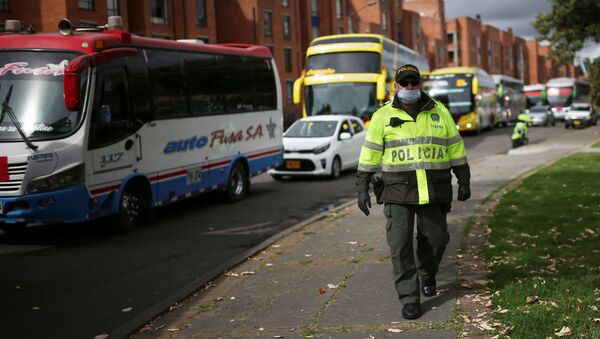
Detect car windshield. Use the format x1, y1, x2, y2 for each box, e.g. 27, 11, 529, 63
305, 52, 380, 74
0, 51, 84, 141
571, 104, 590, 111
529, 106, 548, 113
304, 82, 377, 119
424, 74, 473, 114
285, 120, 338, 138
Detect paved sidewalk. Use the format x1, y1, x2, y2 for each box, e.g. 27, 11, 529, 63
132, 127, 600, 339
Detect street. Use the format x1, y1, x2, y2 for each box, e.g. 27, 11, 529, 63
0, 123, 585, 338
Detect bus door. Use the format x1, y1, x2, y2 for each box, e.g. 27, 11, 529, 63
86, 59, 139, 193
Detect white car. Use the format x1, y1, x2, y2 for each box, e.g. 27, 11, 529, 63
269, 115, 366, 179
564, 102, 598, 128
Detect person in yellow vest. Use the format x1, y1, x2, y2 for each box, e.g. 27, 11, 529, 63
356, 64, 471, 320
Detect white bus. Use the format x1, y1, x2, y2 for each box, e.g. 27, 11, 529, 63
0, 18, 283, 234
546, 77, 591, 120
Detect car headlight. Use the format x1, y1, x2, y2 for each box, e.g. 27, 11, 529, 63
313, 143, 331, 154
27, 164, 85, 194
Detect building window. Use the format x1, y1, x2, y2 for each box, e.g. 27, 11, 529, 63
312, 25, 320, 39
311, 0, 319, 16
282, 0, 288, 7
0, 0, 8, 12
79, 20, 98, 28
107, 0, 119, 16
264, 10, 272, 37
151, 33, 171, 39
415, 21, 420, 37
447, 32, 454, 44
286, 81, 293, 104
282, 14, 290, 39
382, 11, 388, 31
79, 0, 94, 10
336, 0, 342, 19
151, 0, 168, 24
337, 26, 344, 34
487, 40, 492, 66
476, 36, 481, 65
196, 0, 207, 26
284, 48, 292, 72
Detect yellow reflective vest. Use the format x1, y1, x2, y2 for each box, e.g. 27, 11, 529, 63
357, 94, 470, 205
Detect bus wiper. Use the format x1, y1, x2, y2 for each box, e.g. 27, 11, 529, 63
0, 85, 38, 150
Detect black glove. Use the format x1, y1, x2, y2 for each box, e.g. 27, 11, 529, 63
357, 192, 371, 216
457, 185, 471, 201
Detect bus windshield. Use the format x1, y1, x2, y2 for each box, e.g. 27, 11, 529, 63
525, 91, 546, 108
304, 82, 377, 118
546, 87, 573, 107
0, 51, 83, 141
424, 74, 473, 115
305, 52, 380, 74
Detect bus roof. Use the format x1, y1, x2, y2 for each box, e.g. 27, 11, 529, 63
310, 33, 384, 46
430, 67, 480, 75
546, 77, 587, 87
0, 30, 272, 59
491, 74, 523, 85
524, 84, 545, 91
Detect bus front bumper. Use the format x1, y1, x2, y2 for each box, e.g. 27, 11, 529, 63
0, 185, 91, 225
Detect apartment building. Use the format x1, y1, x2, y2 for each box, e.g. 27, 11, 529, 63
402, 0, 447, 70
446, 16, 484, 68
482, 24, 502, 74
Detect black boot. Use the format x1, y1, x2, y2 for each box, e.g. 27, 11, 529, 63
421, 280, 437, 297
402, 302, 420, 319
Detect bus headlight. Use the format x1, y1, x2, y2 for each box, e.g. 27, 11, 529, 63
27, 164, 85, 194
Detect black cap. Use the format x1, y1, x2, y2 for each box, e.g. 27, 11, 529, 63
395, 64, 420, 83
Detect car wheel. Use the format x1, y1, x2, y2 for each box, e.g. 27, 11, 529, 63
552, 119, 556, 126
330, 157, 342, 179
0, 222, 27, 236
115, 184, 147, 234
226, 161, 249, 202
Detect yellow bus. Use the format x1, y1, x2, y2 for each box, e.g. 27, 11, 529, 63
423, 67, 497, 133
293, 34, 429, 125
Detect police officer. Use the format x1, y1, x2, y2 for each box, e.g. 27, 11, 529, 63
356, 64, 471, 320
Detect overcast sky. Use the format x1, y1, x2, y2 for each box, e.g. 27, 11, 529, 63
445, 0, 600, 64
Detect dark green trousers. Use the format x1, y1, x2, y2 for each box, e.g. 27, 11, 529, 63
383, 203, 450, 304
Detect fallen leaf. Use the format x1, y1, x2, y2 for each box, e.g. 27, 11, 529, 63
259, 327, 264, 331
525, 295, 539, 304
327, 284, 338, 289
460, 283, 472, 289
32, 306, 40, 310
387, 328, 403, 333
265, 263, 274, 267
216, 297, 224, 301
592, 318, 600, 324
273, 336, 284, 338
167, 328, 180, 332
272, 245, 281, 248
229, 296, 236, 300
304, 254, 312, 257
240, 271, 255, 276
121, 307, 133, 313
347, 241, 358, 245
318, 288, 325, 295
555, 326, 571, 337
576, 305, 581, 313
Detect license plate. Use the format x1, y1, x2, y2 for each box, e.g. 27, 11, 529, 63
286, 160, 301, 169
574, 120, 581, 126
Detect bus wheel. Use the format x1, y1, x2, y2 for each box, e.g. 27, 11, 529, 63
226, 161, 249, 202
330, 156, 342, 179
115, 184, 145, 233
0, 222, 27, 236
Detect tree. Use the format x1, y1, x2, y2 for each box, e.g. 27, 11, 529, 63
584, 58, 600, 109
534, 0, 600, 66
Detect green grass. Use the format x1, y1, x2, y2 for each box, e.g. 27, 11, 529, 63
483, 153, 600, 338
592, 140, 600, 147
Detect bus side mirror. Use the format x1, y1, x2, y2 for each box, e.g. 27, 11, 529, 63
293, 75, 304, 104
472, 76, 479, 95
376, 70, 386, 101
64, 55, 91, 111
64, 47, 137, 111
